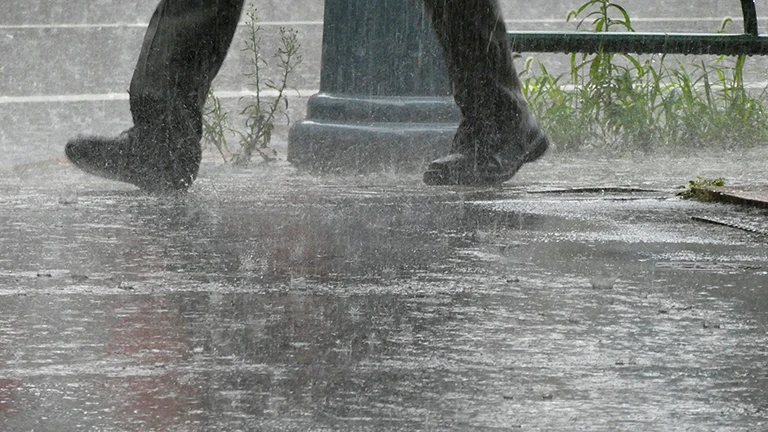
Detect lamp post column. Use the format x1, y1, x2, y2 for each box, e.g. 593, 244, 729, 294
287, 0, 460, 170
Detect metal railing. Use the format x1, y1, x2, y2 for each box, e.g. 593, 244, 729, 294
508, 0, 768, 55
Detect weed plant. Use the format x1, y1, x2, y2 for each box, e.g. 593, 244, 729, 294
678, 176, 726, 201
202, 5, 302, 165
202, 88, 231, 162
521, 0, 768, 152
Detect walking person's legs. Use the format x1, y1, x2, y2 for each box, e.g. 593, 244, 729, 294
421, 0, 549, 185
66, 0, 245, 192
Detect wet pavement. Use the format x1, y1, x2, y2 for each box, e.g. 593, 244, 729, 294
2, 149, 768, 431
4, 1, 768, 430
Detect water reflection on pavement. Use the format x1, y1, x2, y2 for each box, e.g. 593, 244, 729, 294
1, 162, 767, 431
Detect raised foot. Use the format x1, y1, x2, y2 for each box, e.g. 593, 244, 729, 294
423, 131, 550, 186
65, 131, 200, 193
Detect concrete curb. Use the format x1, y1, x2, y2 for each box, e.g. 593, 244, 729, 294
704, 186, 768, 209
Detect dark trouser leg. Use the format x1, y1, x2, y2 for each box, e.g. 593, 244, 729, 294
423, 0, 521, 150
422, 0, 549, 185
66, 0, 245, 191
128, 0, 245, 189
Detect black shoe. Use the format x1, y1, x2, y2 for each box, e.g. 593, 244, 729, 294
65, 129, 200, 193
423, 122, 550, 186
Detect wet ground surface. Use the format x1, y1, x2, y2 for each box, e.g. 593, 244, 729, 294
3, 1, 768, 430
2, 151, 768, 431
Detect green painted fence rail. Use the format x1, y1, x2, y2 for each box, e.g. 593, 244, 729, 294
508, 0, 768, 55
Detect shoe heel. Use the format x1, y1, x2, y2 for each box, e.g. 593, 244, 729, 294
523, 135, 550, 163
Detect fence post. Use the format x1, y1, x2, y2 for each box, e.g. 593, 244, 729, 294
287, 0, 460, 170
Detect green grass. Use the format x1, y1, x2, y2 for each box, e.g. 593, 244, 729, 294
521, 0, 768, 153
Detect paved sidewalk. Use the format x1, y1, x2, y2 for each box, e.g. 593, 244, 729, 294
1, 148, 767, 431
2, 1, 768, 429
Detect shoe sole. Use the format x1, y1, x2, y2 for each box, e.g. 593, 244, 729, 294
423, 134, 550, 186
65, 136, 199, 193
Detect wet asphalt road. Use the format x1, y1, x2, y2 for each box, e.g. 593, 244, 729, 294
2, 149, 768, 431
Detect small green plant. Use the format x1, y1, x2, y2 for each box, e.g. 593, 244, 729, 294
202, 88, 232, 162
201, 5, 302, 166
678, 176, 726, 201
567, 0, 633, 32
233, 6, 302, 166
521, 1, 768, 153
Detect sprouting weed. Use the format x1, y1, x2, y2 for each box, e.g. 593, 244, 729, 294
202, 5, 302, 166
202, 88, 232, 163
678, 176, 726, 201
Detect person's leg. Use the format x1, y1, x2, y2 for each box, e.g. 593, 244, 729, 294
66, 0, 245, 192
422, 0, 549, 185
